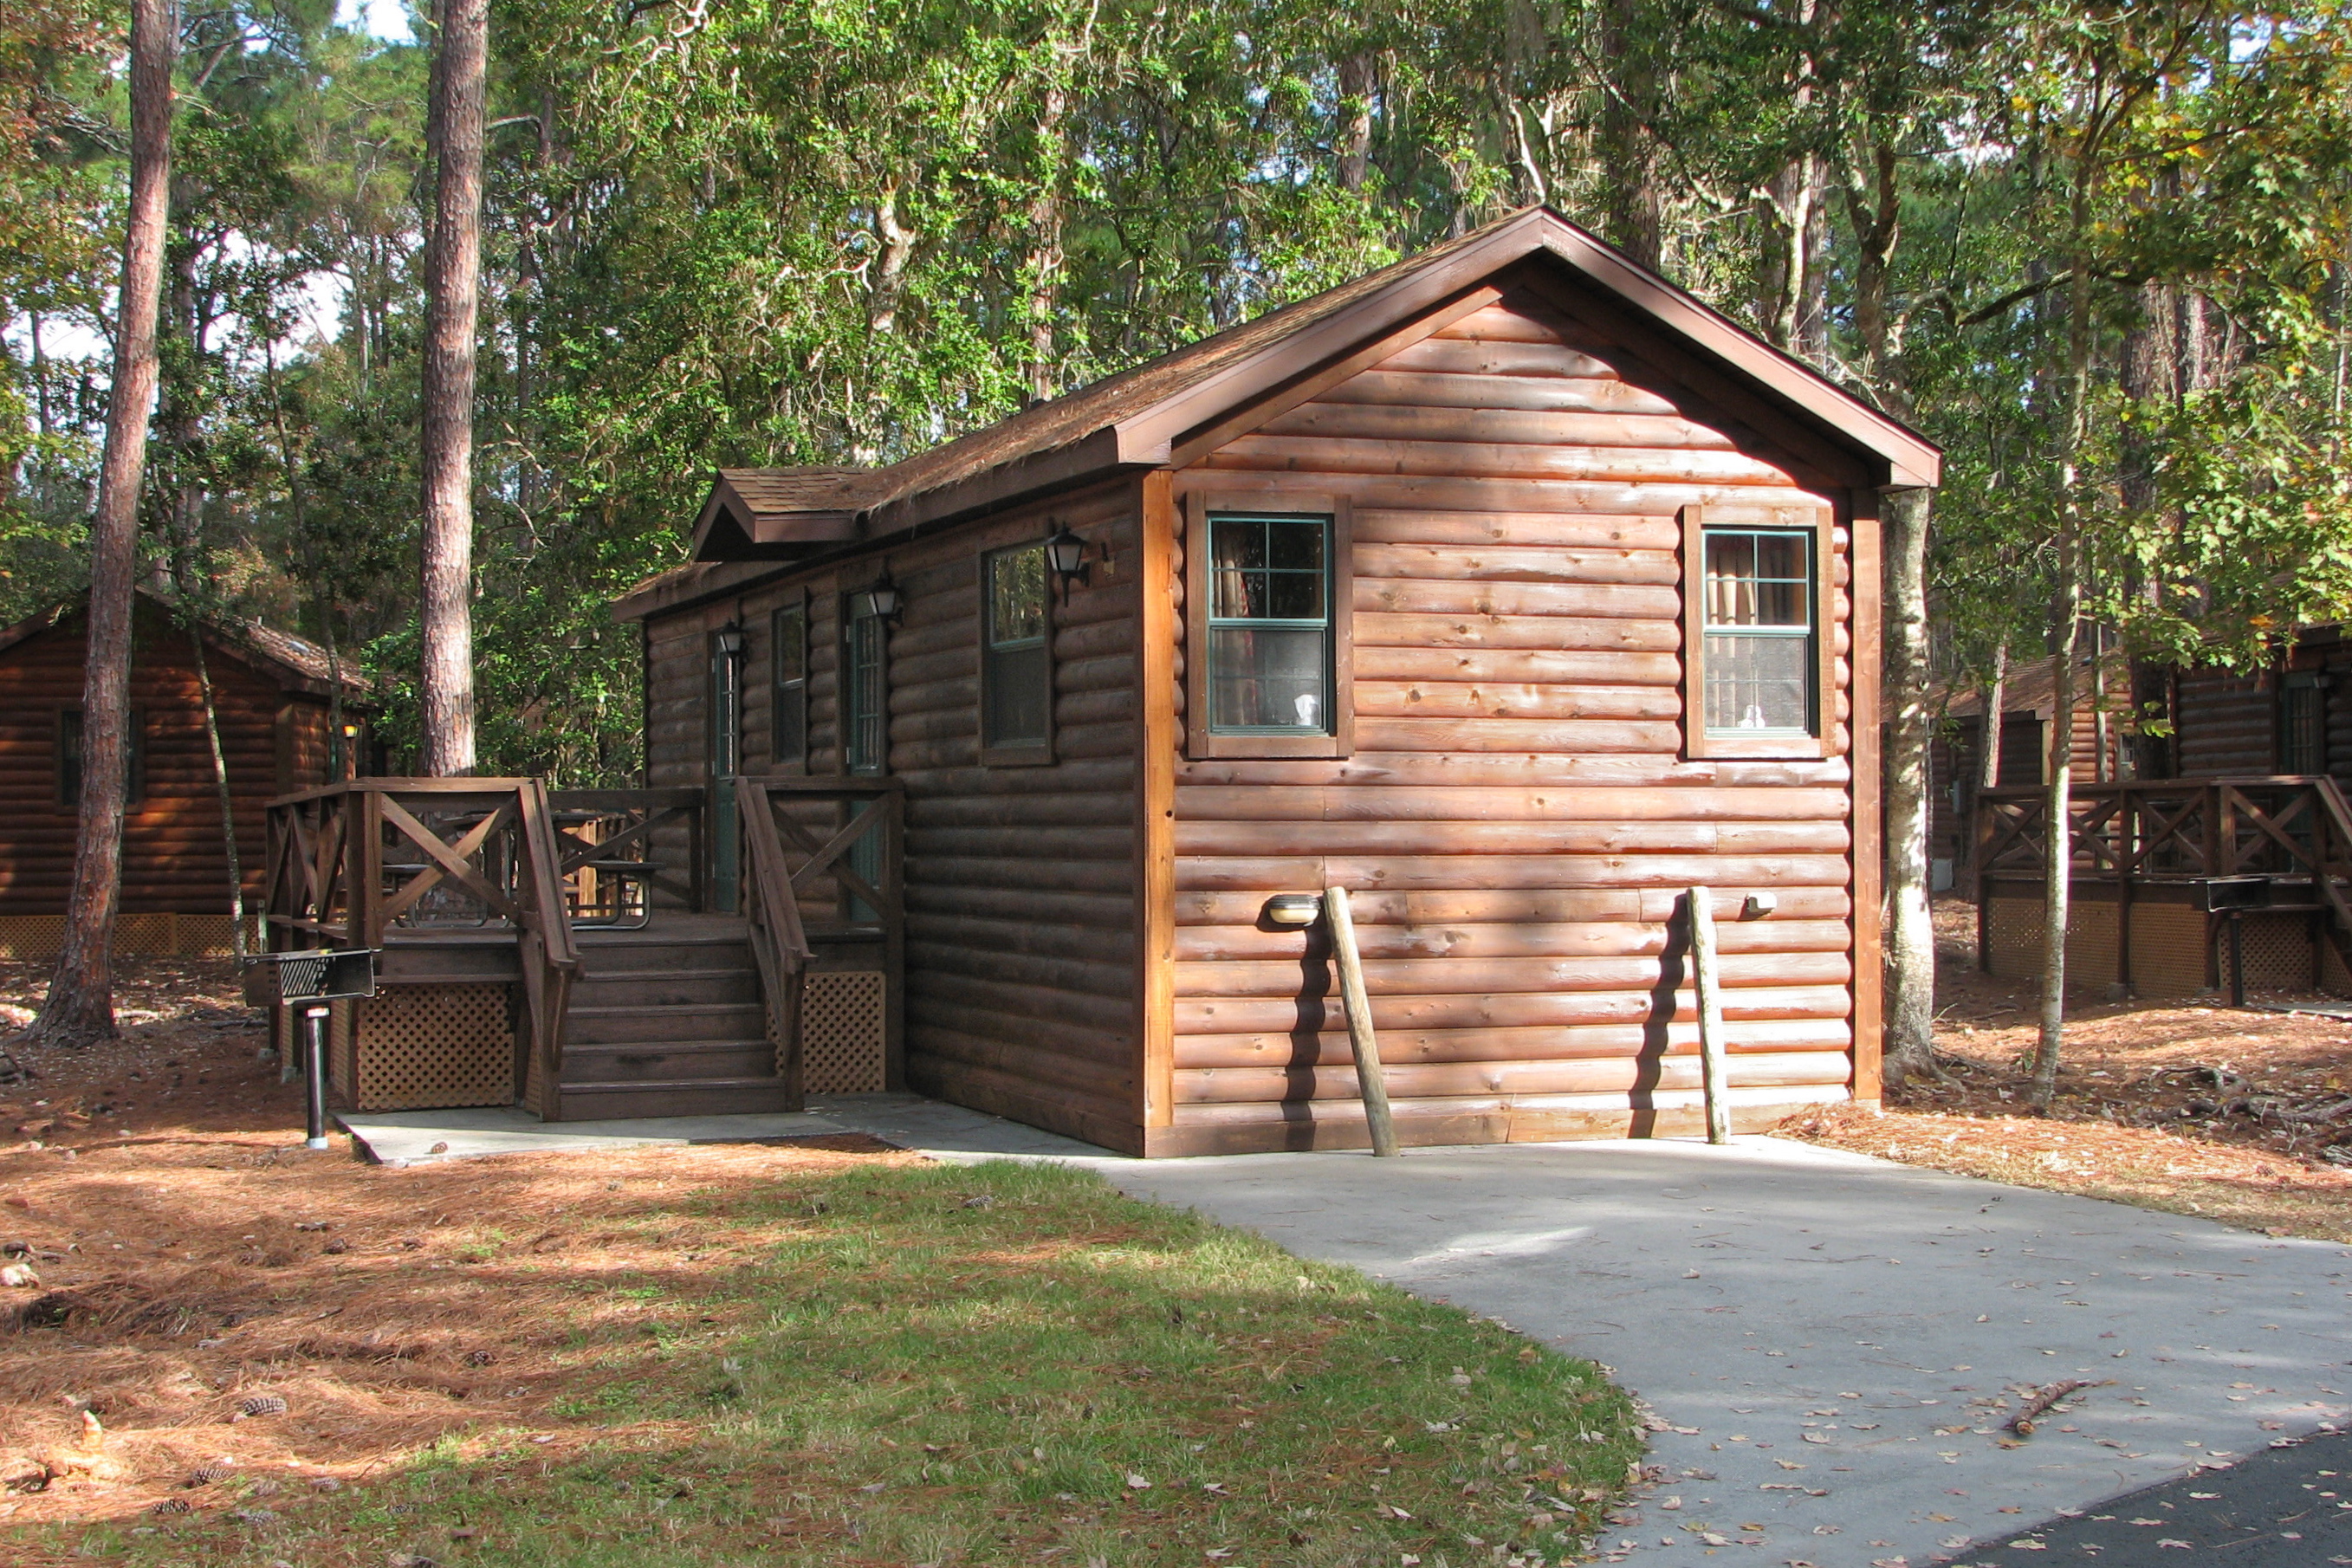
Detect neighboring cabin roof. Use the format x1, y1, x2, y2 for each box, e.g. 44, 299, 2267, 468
0, 587, 379, 703
619, 204, 1943, 622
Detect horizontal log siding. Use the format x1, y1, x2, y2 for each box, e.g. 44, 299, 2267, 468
0, 605, 339, 915
638, 479, 1144, 1150
1167, 292, 1856, 1152
2175, 670, 2273, 777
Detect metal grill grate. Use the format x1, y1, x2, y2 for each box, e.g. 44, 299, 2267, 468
801, 971, 885, 1093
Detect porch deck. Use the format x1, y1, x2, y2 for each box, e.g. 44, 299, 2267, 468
264, 776, 903, 1122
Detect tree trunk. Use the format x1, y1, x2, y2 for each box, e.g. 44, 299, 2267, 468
1596, 0, 1663, 269
1021, 84, 1068, 406
419, 0, 489, 777
1881, 485, 1937, 1090
20, 0, 173, 1051
2031, 189, 2100, 1109
1963, 641, 2007, 897
1337, 53, 1376, 192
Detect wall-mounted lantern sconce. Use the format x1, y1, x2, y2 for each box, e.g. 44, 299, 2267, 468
850, 570, 904, 625
715, 621, 748, 660
1045, 523, 1089, 599
1263, 893, 1323, 928
1740, 891, 1777, 921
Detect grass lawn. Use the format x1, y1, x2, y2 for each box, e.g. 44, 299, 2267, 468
11, 1157, 1643, 1568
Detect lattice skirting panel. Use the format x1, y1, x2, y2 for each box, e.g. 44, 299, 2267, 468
2128, 904, 2211, 998
348, 983, 515, 1112
1985, 897, 2219, 997
0, 912, 263, 962
1985, 897, 2122, 988
2226, 911, 2320, 992
2323, 933, 2352, 998
801, 971, 886, 1093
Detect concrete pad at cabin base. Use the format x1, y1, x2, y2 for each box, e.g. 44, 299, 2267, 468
1076, 1137, 2352, 1568
336, 1105, 850, 1165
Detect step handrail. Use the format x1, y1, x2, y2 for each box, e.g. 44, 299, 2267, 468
737, 777, 815, 1102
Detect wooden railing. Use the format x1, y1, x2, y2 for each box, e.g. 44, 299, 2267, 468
1976, 776, 2352, 887
262, 778, 586, 1090
547, 787, 704, 924
739, 776, 905, 1089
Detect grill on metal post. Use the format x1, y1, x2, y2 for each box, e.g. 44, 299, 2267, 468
244, 949, 379, 1149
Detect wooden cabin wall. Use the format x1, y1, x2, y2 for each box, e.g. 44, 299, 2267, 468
2175, 670, 2274, 776
0, 607, 304, 916
1157, 291, 1863, 1154
638, 480, 1145, 1150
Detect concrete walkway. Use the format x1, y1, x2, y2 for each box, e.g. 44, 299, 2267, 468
334, 1096, 2352, 1565
1082, 1137, 2352, 1568
337, 1105, 852, 1164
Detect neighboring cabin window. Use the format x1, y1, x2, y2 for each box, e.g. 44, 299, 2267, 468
2282, 674, 2326, 774
1682, 504, 1835, 760
844, 593, 888, 775
58, 709, 145, 808
981, 541, 1052, 760
772, 601, 808, 767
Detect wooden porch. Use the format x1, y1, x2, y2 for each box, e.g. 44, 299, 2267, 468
1973, 775, 2352, 997
262, 776, 904, 1120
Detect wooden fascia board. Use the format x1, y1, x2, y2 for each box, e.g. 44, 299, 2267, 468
1510, 266, 1871, 497
859, 424, 1142, 541
1113, 213, 1556, 461
611, 560, 794, 622
1527, 225, 1941, 489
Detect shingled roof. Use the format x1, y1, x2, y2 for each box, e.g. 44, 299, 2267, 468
624, 205, 1942, 621
0, 587, 378, 702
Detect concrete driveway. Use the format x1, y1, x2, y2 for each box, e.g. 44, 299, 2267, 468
1079, 1136, 2352, 1568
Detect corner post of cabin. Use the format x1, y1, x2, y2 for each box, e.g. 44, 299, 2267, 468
1135, 469, 1179, 1141
1849, 487, 1887, 1108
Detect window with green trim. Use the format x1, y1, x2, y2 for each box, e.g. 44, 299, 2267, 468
981, 542, 1051, 754
1701, 527, 1817, 736
1207, 513, 1332, 735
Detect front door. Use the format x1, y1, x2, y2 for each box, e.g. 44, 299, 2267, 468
710, 632, 742, 912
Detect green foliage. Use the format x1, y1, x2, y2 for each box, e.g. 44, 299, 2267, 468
5, 0, 2352, 764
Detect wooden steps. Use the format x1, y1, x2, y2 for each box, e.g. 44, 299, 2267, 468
553, 920, 794, 1118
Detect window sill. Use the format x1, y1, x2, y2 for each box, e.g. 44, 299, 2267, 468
1688, 731, 1830, 761
978, 743, 1056, 768
1186, 729, 1351, 761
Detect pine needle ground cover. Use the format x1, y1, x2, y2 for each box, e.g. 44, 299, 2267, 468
7, 1128, 1643, 1568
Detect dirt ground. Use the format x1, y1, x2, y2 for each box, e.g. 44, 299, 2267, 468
0, 956, 913, 1540
1779, 899, 2352, 1241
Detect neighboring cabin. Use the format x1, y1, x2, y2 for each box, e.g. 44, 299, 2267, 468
613, 206, 1941, 1156
1928, 652, 2133, 889
0, 588, 375, 960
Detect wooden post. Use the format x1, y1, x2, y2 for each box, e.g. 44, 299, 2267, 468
1688, 885, 1731, 1145
1324, 886, 1397, 1157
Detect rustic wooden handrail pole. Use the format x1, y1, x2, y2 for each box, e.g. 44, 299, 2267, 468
1323, 886, 1397, 1157
1688, 885, 1731, 1146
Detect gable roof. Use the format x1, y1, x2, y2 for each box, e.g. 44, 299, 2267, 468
1939, 653, 2129, 722
623, 205, 1941, 621
0, 587, 379, 703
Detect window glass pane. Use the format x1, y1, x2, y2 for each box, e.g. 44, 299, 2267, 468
988, 546, 1047, 648
1267, 571, 1324, 619
1705, 529, 1811, 629
1267, 519, 1324, 571
846, 611, 885, 774
986, 642, 1050, 745
2285, 684, 2325, 773
58, 709, 80, 807
774, 606, 806, 685
1704, 632, 1810, 732
1210, 627, 1328, 729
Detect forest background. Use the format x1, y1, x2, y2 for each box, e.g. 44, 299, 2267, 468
5, 0, 2352, 823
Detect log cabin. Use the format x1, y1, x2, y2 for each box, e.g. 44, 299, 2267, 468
1928, 651, 2131, 890
1971, 626, 2352, 1000
593, 205, 1941, 1154
0, 588, 374, 960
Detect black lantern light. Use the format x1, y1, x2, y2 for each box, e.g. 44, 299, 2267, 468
1044, 523, 1089, 597
851, 569, 903, 625
715, 621, 748, 659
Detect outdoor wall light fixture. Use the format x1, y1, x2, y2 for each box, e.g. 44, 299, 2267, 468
851, 570, 903, 625
1045, 523, 1089, 597
715, 621, 748, 659
1263, 893, 1323, 927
